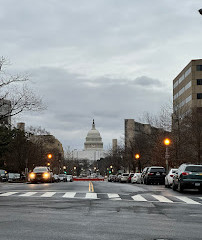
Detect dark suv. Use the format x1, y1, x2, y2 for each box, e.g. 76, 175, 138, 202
144, 166, 166, 185
172, 164, 202, 192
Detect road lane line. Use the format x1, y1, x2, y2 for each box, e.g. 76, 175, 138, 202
41, 192, 56, 198
152, 195, 173, 203
19, 192, 38, 197
62, 192, 76, 198
0, 192, 18, 196
85, 193, 98, 199
176, 196, 201, 205
132, 194, 147, 202
91, 182, 94, 192
107, 193, 121, 200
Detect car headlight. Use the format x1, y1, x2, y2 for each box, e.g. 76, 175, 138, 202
43, 172, 50, 179
29, 172, 35, 179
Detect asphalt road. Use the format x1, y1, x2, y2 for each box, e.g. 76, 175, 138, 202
0, 181, 202, 240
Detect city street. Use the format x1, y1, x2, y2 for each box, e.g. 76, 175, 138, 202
0, 181, 202, 240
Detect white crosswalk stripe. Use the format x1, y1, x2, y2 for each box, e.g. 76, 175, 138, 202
0, 192, 18, 196
132, 194, 147, 202
85, 193, 98, 199
175, 196, 201, 205
107, 193, 121, 200
41, 192, 56, 197
62, 192, 76, 198
19, 192, 38, 197
152, 195, 173, 203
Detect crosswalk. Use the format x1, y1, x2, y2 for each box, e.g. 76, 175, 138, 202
0, 191, 202, 205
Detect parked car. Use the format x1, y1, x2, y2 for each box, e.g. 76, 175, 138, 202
165, 168, 178, 188
53, 174, 60, 182
127, 173, 134, 183
108, 175, 116, 182
119, 173, 129, 183
0, 169, 7, 182
58, 174, 67, 182
28, 166, 53, 183
144, 166, 166, 185
131, 173, 142, 184
8, 173, 21, 182
172, 164, 202, 192
140, 167, 149, 184
66, 175, 73, 182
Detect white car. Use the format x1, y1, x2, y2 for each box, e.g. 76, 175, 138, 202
131, 173, 141, 184
66, 175, 73, 182
165, 168, 178, 187
119, 173, 129, 183
58, 174, 67, 182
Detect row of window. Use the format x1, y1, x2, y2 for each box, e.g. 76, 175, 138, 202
173, 67, 191, 89
174, 95, 192, 111
173, 81, 192, 100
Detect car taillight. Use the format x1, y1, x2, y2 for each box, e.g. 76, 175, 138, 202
170, 175, 173, 177
181, 172, 189, 176
148, 173, 154, 176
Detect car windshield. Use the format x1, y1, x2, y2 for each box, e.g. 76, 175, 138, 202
185, 166, 202, 172
59, 174, 65, 177
150, 168, 165, 173
33, 167, 48, 173
122, 174, 129, 176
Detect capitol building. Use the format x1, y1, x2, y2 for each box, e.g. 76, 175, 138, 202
72, 120, 105, 161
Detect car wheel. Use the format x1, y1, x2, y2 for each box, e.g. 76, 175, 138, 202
172, 182, 177, 191
178, 182, 184, 193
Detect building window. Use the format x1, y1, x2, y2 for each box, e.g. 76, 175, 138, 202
196, 65, 202, 71
197, 79, 202, 85
197, 93, 202, 99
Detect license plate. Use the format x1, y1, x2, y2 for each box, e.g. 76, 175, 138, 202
195, 183, 200, 186
156, 173, 160, 176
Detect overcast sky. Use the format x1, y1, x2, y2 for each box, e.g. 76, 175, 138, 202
1, 0, 202, 150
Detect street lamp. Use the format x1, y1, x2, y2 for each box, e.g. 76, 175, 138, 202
164, 138, 171, 173
135, 154, 141, 172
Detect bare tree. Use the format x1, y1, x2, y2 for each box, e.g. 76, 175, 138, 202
0, 57, 45, 123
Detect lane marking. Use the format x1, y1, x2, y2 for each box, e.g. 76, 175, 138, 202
19, 192, 38, 197
62, 192, 76, 198
132, 194, 147, 202
0, 192, 18, 196
152, 195, 173, 203
107, 193, 121, 200
41, 192, 56, 198
176, 196, 201, 205
91, 182, 94, 192
85, 193, 97, 199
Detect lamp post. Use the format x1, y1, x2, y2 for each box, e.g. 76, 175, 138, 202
164, 138, 171, 173
135, 154, 141, 172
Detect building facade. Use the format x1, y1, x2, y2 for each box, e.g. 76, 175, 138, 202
173, 59, 202, 118
125, 119, 161, 150
0, 99, 11, 126
172, 59, 202, 162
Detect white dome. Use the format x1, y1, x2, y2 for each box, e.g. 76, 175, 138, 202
84, 120, 103, 150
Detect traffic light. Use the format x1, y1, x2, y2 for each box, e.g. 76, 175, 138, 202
109, 171, 111, 174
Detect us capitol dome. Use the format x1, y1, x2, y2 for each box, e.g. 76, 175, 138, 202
84, 119, 103, 150
72, 120, 105, 161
